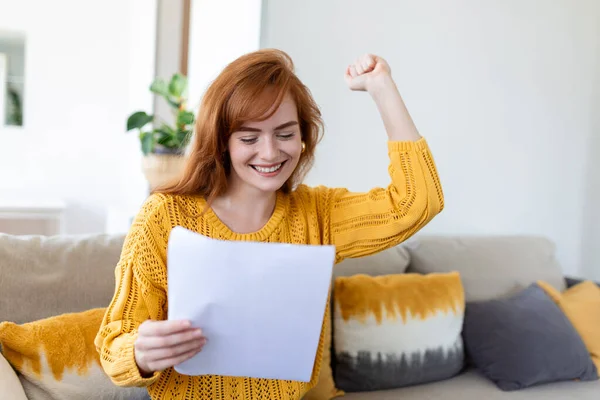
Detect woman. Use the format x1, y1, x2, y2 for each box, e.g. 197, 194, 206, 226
95, 49, 444, 399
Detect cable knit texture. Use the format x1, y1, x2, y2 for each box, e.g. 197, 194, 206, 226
94, 138, 444, 400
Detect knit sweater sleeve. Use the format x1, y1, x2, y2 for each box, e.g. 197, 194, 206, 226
317, 137, 444, 261
94, 194, 172, 387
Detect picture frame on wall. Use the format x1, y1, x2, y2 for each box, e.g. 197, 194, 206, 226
0, 31, 26, 127
0, 53, 6, 126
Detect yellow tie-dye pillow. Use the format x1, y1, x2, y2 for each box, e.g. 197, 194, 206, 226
537, 280, 600, 372
333, 272, 465, 392
0, 308, 149, 400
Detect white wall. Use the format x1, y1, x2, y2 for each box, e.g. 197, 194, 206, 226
261, 0, 600, 277
0, 0, 157, 233
580, 51, 600, 281
187, 0, 262, 108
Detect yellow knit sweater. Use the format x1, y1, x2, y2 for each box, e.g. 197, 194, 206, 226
94, 138, 444, 400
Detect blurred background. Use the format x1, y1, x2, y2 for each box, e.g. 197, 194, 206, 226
0, 0, 598, 280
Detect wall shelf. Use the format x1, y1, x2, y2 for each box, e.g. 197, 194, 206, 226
0, 198, 66, 235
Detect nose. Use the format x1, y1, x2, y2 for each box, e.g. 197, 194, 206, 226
259, 137, 279, 161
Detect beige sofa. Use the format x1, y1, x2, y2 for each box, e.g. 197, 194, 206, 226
1, 232, 599, 399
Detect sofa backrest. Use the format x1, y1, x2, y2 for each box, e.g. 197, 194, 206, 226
333, 245, 411, 279
405, 235, 567, 302
0, 233, 125, 324
0, 232, 568, 324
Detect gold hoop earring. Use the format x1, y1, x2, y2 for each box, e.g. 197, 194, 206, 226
301, 142, 306, 153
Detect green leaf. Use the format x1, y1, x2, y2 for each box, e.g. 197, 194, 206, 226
177, 110, 195, 126
155, 124, 176, 136
156, 131, 175, 147
140, 131, 155, 155
127, 111, 153, 131
166, 97, 181, 109
153, 125, 178, 148
149, 78, 169, 98
176, 129, 192, 146
168, 73, 187, 98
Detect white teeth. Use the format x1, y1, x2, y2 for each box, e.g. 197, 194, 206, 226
253, 163, 283, 173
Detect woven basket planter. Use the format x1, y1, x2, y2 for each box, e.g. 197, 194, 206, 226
141, 153, 187, 191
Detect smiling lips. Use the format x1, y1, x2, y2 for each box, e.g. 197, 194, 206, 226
251, 161, 286, 176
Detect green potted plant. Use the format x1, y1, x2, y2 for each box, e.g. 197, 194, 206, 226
127, 72, 195, 190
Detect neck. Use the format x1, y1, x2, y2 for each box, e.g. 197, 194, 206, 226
221, 187, 277, 217
210, 180, 278, 233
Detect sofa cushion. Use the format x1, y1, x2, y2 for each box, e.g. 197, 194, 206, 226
308, 244, 410, 399
538, 280, 600, 372
405, 235, 566, 302
566, 277, 600, 288
462, 283, 597, 391
338, 368, 600, 400
0, 233, 125, 324
333, 272, 465, 392
0, 308, 149, 400
0, 351, 27, 400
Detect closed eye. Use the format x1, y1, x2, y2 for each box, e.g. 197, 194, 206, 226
277, 132, 296, 140
240, 137, 258, 144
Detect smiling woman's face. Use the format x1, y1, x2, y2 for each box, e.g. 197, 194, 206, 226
227, 93, 302, 195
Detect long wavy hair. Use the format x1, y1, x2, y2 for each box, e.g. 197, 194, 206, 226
155, 48, 324, 204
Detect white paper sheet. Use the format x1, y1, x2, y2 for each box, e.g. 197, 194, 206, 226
166, 226, 335, 382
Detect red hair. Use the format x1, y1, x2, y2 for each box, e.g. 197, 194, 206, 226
155, 48, 324, 203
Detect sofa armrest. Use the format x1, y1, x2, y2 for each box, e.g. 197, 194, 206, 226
0, 352, 28, 400
565, 276, 600, 289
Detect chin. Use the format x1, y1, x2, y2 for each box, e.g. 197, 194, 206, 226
250, 177, 289, 194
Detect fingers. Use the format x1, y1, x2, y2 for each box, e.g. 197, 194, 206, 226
345, 53, 388, 92
362, 54, 376, 72
355, 60, 365, 75
351, 54, 376, 76
136, 328, 204, 350
141, 342, 204, 373
143, 338, 206, 362
135, 320, 207, 374
139, 319, 192, 336
347, 64, 358, 78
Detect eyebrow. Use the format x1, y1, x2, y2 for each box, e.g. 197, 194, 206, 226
238, 120, 299, 132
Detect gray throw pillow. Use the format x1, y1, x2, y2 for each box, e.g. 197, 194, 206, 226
462, 283, 598, 391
